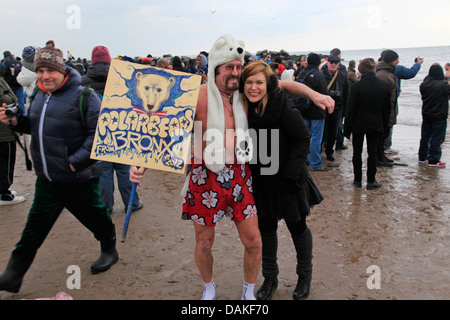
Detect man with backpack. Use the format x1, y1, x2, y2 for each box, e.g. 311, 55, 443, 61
2, 51, 25, 115
295, 54, 329, 171
0, 45, 118, 294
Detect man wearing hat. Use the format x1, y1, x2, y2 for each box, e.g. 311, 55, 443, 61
376, 49, 399, 166
0, 45, 118, 294
130, 34, 335, 300
322, 55, 349, 161
299, 53, 329, 171
2, 51, 25, 115
17, 46, 39, 106
82, 45, 143, 216
344, 58, 391, 189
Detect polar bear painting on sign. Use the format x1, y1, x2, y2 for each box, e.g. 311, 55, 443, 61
136, 72, 175, 114
90, 59, 202, 174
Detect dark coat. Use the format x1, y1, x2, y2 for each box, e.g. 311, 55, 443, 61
376, 61, 398, 126
344, 72, 391, 137
15, 66, 103, 184
248, 88, 323, 222
300, 66, 328, 120
420, 75, 450, 120
81, 62, 109, 95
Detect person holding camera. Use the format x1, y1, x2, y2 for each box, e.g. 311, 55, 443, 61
321, 55, 348, 161
0, 64, 25, 205
0, 45, 118, 294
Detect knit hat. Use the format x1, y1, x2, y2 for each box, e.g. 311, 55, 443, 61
358, 58, 376, 74
428, 64, 444, 80
34, 46, 66, 74
3, 51, 12, 59
307, 53, 321, 67
382, 50, 399, 64
22, 46, 40, 71
206, 34, 249, 172
91, 45, 111, 64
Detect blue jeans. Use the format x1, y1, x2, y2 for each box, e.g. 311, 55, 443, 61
99, 162, 140, 213
418, 118, 447, 164
303, 119, 325, 168
12, 87, 26, 115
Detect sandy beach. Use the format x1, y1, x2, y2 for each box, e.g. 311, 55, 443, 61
0, 123, 449, 301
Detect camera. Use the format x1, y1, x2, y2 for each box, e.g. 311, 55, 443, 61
415, 57, 422, 62
5, 103, 20, 118
329, 90, 341, 98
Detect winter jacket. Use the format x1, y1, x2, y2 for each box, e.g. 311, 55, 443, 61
344, 72, 391, 137
0, 73, 18, 143
300, 66, 328, 120
376, 61, 398, 126
81, 62, 110, 96
322, 65, 348, 111
17, 66, 38, 97
420, 75, 450, 120
395, 62, 421, 96
248, 88, 323, 221
15, 66, 103, 184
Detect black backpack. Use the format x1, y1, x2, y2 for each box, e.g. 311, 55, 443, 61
291, 69, 315, 111
2, 58, 22, 88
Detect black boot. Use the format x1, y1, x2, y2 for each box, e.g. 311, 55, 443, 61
257, 229, 279, 300
293, 273, 312, 300
0, 250, 36, 293
256, 277, 278, 300
291, 227, 313, 300
91, 232, 119, 274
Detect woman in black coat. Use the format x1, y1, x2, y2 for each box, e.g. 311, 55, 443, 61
241, 61, 323, 300
344, 58, 391, 189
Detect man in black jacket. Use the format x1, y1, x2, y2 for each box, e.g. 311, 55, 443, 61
418, 64, 450, 167
300, 54, 329, 171
344, 58, 391, 189
0, 45, 118, 294
322, 55, 348, 161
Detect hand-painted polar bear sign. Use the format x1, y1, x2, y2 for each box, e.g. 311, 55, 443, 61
91, 59, 201, 174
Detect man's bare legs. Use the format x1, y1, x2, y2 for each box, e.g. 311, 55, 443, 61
193, 216, 262, 299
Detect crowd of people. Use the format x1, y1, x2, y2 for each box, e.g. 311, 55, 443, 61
0, 35, 449, 301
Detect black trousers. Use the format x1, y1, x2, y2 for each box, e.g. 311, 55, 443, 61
258, 216, 312, 279
0, 141, 16, 195
324, 108, 342, 156
352, 132, 379, 183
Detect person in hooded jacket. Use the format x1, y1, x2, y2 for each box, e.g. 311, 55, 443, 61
418, 64, 450, 167
0, 45, 118, 294
82, 45, 142, 215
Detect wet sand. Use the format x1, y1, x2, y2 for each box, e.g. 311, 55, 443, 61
0, 124, 449, 301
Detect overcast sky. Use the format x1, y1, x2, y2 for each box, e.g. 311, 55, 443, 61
2, 0, 449, 60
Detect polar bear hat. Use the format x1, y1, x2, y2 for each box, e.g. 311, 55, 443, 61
205, 34, 252, 173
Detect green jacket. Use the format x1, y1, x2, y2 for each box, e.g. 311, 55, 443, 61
0, 74, 18, 142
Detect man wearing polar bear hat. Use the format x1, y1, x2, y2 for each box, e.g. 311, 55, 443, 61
130, 34, 334, 300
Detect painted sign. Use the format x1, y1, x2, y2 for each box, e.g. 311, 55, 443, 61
91, 59, 201, 174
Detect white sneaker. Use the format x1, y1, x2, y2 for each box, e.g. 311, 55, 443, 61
0, 195, 25, 206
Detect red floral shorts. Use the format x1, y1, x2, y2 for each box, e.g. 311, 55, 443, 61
182, 161, 257, 226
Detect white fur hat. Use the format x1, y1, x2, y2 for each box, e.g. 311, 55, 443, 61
205, 35, 251, 173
